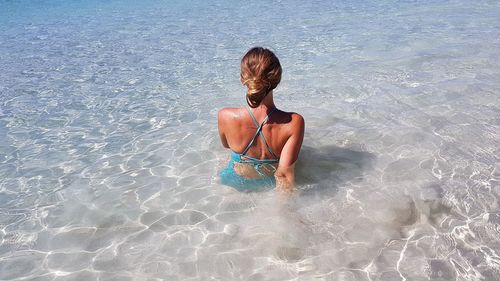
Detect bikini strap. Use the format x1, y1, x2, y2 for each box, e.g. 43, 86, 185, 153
241, 107, 278, 158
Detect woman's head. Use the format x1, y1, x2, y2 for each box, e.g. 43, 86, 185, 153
240, 47, 282, 108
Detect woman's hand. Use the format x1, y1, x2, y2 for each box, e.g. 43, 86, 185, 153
275, 163, 296, 192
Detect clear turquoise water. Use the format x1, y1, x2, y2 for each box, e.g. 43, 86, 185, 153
1, 0, 499, 280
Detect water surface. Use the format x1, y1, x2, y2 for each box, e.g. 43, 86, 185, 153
1, 0, 499, 280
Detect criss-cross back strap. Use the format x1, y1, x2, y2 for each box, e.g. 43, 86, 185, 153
240, 107, 278, 159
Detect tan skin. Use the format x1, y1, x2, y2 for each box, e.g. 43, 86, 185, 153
218, 91, 305, 192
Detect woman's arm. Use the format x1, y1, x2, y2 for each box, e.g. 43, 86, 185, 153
217, 109, 229, 148
275, 113, 305, 192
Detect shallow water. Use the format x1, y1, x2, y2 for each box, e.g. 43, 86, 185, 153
1, 0, 499, 280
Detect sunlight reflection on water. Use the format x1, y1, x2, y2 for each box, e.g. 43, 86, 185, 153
0, 0, 499, 280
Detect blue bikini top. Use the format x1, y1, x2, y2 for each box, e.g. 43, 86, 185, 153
231, 107, 279, 165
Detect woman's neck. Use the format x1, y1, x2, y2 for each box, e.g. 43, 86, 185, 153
255, 91, 276, 111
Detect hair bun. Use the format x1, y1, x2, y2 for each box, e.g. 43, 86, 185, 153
245, 79, 268, 95
245, 79, 269, 107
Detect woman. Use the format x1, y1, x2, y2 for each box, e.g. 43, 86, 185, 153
218, 47, 305, 192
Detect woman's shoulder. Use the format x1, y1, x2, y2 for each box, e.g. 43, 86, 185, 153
290, 111, 304, 123
271, 110, 304, 140
276, 110, 304, 126
218, 107, 247, 127
289, 112, 305, 133
218, 107, 244, 119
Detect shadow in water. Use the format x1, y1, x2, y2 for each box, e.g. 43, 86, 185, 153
295, 145, 376, 194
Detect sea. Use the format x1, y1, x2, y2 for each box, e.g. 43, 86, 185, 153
1, 0, 499, 280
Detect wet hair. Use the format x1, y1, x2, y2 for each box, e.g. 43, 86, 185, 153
240, 47, 282, 108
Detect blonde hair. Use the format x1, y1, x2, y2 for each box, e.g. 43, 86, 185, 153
240, 47, 282, 108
